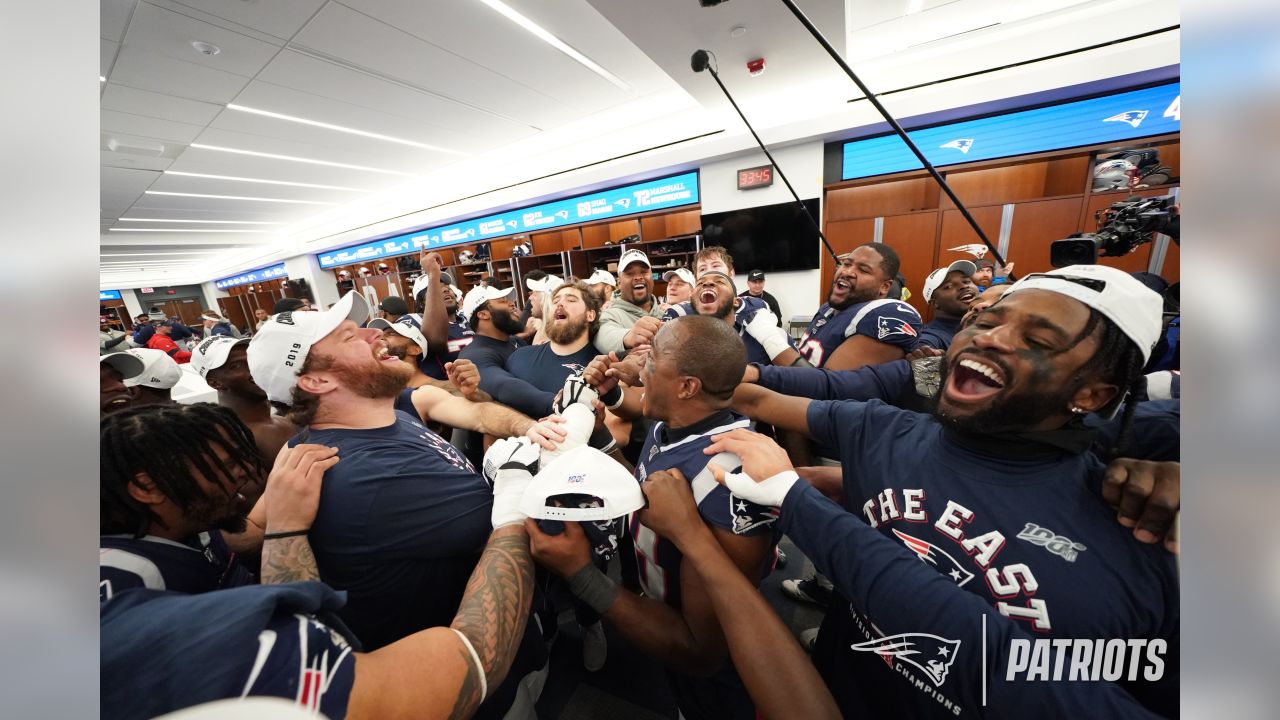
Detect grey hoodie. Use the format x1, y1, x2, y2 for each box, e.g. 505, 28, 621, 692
595, 295, 665, 355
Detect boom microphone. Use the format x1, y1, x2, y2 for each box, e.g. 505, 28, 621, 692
690, 49, 840, 264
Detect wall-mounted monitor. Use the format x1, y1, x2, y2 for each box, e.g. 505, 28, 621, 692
699, 199, 821, 274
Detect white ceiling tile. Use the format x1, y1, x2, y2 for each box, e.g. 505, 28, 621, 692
100, 150, 176, 173
111, 45, 253, 104
121, 2, 284, 78
187, 125, 433, 176
101, 39, 121, 77
101, 84, 225, 126
102, 0, 137, 42
101, 109, 206, 144
162, 0, 328, 40
254, 50, 539, 140
340, 0, 632, 109
292, 2, 575, 128
147, 172, 364, 204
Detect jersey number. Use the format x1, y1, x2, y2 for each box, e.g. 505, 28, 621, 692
633, 523, 667, 602
799, 339, 825, 367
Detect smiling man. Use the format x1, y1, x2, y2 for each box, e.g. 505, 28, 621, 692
662, 271, 802, 366
797, 243, 921, 371
718, 264, 1178, 717
918, 260, 980, 350
100, 352, 145, 416
595, 249, 665, 355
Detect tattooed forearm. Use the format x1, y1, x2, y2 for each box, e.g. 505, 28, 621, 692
449, 524, 534, 710
447, 643, 484, 720
259, 535, 320, 584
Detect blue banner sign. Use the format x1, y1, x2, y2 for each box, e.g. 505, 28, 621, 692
841, 82, 1180, 180
317, 171, 700, 269
214, 262, 287, 290
99, 289, 122, 301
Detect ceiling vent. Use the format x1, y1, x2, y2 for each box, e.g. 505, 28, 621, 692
107, 137, 167, 156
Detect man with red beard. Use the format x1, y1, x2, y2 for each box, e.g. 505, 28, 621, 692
505, 280, 602, 404
662, 271, 803, 367
247, 291, 555, 718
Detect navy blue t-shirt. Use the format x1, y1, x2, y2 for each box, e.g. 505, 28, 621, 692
917, 315, 962, 350
661, 296, 787, 365
805, 399, 1179, 717
797, 298, 920, 367
101, 582, 357, 720
632, 409, 778, 720
504, 341, 600, 416
100, 531, 254, 600
461, 334, 555, 419
291, 412, 492, 650
422, 314, 475, 380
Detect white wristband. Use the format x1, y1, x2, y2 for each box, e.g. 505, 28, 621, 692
449, 628, 488, 703
722, 468, 800, 508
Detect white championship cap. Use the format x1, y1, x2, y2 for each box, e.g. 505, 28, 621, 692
922, 260, 978, 302
617, 249, 651, 272
526, 274, 562, 293
369, 314, 429, 355
663, 268, 695, 285
1002, 264, 1164, 363
100, 352, 145, 382
247, 290, 370, 404
519, 446, 644, 521
189, 337, 250, 379
123, 348, 183, 389
587, 269, 616, 287
461, 285, 514, 323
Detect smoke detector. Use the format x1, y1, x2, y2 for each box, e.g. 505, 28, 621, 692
107, 137, 166, 156
191, 41, 221, 56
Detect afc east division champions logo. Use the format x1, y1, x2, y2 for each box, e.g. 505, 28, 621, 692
851, 632, 961, 686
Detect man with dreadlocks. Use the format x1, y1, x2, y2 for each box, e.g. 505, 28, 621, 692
712, 264, 1179, 718
99, 403, 275, 598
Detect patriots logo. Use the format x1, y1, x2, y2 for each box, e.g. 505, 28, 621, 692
850, 633, 961, 686
1104, 110, 1148, 128
946, 243, 988, 259
730, 496, 778, 535
939, 138, 974, 154
877, 316, 917, 340
892, 528, 974, 587
275, 312, 296, 326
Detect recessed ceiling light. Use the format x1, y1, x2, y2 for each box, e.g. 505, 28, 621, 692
100, 76, 106, 82
143, 190, 337, 205
225, 104, 466, 155
192, 41, 221, 56
730, 26, 747, 38
108, 227, 274, 232
116, 218, 284, 225
474, 0, 631, 91
163, 170, 371, 192
188, 143, 416, 177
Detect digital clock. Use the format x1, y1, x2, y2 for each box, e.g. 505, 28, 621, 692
737, 165, 774, 190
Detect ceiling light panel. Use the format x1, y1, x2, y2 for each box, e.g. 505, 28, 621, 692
472, 0, 630, 91
144, 190, 338, 205
163, 170, 371, 192
107, 228, 274, 232
226, 104, 467, 154
187, 142, 416, 177
115, 218, 285, 225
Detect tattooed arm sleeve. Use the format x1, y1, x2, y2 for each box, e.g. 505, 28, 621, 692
259, 535, 320, 584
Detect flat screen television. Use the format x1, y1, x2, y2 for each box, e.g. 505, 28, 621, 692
699, 198, 821, 273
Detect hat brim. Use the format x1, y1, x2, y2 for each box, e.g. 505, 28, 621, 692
101, 352, 145, 380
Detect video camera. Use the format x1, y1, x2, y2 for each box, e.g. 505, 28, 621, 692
1050, 195, 1179, 267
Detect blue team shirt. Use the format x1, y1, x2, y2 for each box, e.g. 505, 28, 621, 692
804, 399, 1179, 717
291, 412, 492, 650
100, 531, 254, 600
422, 314, 475, 380
631, 409, 778, 720
505, 341, 599, 394
101, 582, 357, 720
798, 298, 921, 367
661, 296, 788, 365
917, 315, 962, 350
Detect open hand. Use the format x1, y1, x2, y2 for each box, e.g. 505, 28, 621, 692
263, 444, 339, 533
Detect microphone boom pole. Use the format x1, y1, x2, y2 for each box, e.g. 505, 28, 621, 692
773, 0, 1009, 271
692, 50, 840, 263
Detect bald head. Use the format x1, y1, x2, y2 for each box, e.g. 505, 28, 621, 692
655, 315, 745, 401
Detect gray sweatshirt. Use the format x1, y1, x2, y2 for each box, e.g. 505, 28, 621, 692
595, 296, 665, 355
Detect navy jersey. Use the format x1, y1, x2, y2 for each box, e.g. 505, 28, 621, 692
100, 532, 254, 600
661, 296, 788, 365
917, 315, 962, 351
101, 582, 357, 720
798, 298, 921, 367
291, 411, 491, 650
422, 314, 475, 380
461, 334, 553, 419
805, 399, 1179, 718
631, 409, 778, 720
394, 387, 418, 419
505, 341, 599, 394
